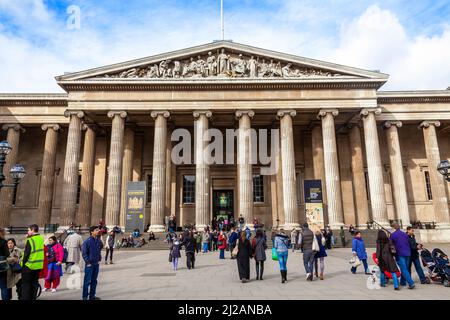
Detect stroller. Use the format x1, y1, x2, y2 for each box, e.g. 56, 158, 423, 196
420, 248, 450, 287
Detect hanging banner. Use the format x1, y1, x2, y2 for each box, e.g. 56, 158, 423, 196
125, 181, 147, 233
304, 180, 324, 230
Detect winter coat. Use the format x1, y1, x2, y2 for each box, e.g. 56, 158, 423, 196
0, 238, 9, 280
228, 231, 238, 246
237, 238, 252, 259
352, 237, 368, 260
63, 233, 83, 264
170, 241, 181, 259
218, 234, 227, 250
105, 234, 116, 249
299, 228, 314, 251
82, 236, 103, 265
315, 234, 327, 258
202, 233, 210, 244
376, 241, 399, 273
251, 236, 267, 261
408, 235, 420, 259
274, 234, 290, 253
182, 236, 196, 253
6, 246, 22, 288
390, 229, 411, 257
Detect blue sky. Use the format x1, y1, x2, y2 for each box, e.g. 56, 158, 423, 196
0, 0, 449, 92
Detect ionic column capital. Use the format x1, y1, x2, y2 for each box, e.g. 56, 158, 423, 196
41, 124, 60, 132
383, 121, 403, 129
419, 121, 441, 129
346, 122, 363, 130
107, 111, 127, 119
235, 110, 255, 120
193, 110, 212, 119
276, 109, 296, 119
359, 107, 382, 118
151, 110, 171, 119
82, 123, 101, 132
2, 124, 25, 133
317, 109, 339, 120
64, 110, 84, 119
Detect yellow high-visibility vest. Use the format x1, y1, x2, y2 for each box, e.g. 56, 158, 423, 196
22, 234, 44, 270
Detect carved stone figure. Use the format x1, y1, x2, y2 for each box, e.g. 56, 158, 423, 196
248, 56, 257, 78
159, 60, 171, 78
231, 54, 246, 77
206, 52, 217, 76
217, 49, 228, 74
173, 61, 181, 78
196, 55, 206, 76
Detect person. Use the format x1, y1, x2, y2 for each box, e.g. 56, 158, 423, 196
230, 216, 236, 229
238, 215, 245, 230
298, 223, 316, 281
202, 230, 210, 253
228, 227, 239, 259
20, 224, 45, 300
182, 231, 196, 270
349, 224, 355, 236
314, 230, 327, 280
251, 229, 267, 280
63, 229, 83, 274
194, 231, 201, 253
351, 231, 370, 275
273, 229, 290, 283
236, 230, 252, 283
170, 238, 181, 271
212, 229, 219, 251
245, 226, 251, 240
0, 228, 11, 300
43, 236, 64, 292
339, 226, 346, 247
148, 231, 156, 241
290, 229, 298, 252
165, 215, 170, 232
6, 238, 22, 300
325, 226, 334, 249
406, 227, 427, 284
105, 230, 116, 265
132, 228, 140, 238
82, 226, 103, 300
218, 230, 227, 259
376, 229, 400, 290
390, 222, 415, 289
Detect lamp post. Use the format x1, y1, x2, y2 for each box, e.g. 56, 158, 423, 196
0, 140, 26, 193
437, 160, 450, 182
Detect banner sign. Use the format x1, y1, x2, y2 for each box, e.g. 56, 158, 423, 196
125, 181, 147, 233
304, 180, 324, 230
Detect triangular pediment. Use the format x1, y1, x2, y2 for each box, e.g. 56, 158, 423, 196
56, 41, 388, 83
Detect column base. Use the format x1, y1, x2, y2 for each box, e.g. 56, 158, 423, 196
436, 222, 450, 230
149, 224, 166, 233
281, 223, 300, 231
328, 222, 345, 230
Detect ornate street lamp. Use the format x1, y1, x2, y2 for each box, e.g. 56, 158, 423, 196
437, 160, 450, 182
0, 140, 26, 192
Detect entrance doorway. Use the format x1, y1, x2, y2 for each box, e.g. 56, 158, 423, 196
213, 190, 234, 222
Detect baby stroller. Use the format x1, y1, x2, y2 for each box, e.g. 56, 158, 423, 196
421, 248, 450, 287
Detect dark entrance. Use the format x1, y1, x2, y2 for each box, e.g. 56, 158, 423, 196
213, 190, 234, 221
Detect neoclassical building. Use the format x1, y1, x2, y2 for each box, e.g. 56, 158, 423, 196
1, 41, 450, 236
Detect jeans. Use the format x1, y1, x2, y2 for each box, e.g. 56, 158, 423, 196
277, 251, 288, 271
219, 249, 225, 259
82, 263, 100, 300
409, 256, 426, 283
396, 256, 415, 287
351, 258, 369, 273
380, 272, 399, 289
202, 243, 209, 253
172, 258, 179, 270
314, 257, 325, 275
0, 276, 11, 300
303, 250, 315, 274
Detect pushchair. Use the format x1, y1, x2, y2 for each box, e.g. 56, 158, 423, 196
421, 248, 450, 287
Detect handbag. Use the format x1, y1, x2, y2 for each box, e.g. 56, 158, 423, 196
271, 247, 279, 261
0, 256, 9, 272
10, 261, 21, 273
349, 255, 361, 267
169, 251, 173, 263
63, 248, 68, 263
389, 241, 397, 255
312, 235, 320, 252
231, 240, 239, 258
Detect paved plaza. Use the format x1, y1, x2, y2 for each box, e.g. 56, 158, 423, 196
30, 244, 450, 300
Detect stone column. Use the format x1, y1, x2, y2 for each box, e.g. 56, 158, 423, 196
120, 127, 135, 227
78, 124, 97, 227
360, 108, 389, 228
236, 110, 255, 228
60, 111, 84, 227
105, 111, 127, 228
383, 121, 410, 227
37, 124, 60, 227
348, 124, 370, 228
311, 124, 327, 204
0, 124, 24, 227
277, 110, 299, 229
149, 111, 170, 232
318, 109, 344, 229
194, 110, 212, 230
419, 121, 450, 228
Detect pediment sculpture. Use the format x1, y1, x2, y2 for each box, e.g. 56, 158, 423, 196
99, 49, 344, 80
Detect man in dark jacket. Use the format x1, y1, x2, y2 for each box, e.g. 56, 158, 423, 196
0, 228, 10, 300
406, 227, 427, 284
182, 231, 196, 269
298, 223, 315, 281
21, 224, 45, 300
82, 226, 103, 300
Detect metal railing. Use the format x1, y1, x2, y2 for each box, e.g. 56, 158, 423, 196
411, 221, 436, 230
366, 220, 390, 233
7, 226, 28, 234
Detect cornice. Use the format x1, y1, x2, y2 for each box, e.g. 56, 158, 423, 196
377, 90, 450, 104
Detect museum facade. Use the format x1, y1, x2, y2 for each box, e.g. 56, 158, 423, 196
1, 41, 450, 233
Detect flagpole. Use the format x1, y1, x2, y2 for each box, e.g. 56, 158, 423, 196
221, 0, 224, 40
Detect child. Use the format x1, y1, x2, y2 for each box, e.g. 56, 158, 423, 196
170, 238, 181, 271
351, 231, 370, 275
43, 236, 64, 292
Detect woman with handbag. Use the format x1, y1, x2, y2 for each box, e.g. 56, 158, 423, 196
236, 231, 252, 283
376, 229, 400, 290
351, 231, 370, 275
314, 230, 327, 280
170, 237, 182, 271
218, 230, 227, 259
251, 229, 267, 280
273, 229, 290, 283
43, 236, 64, 293
6, 238, 22, 300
